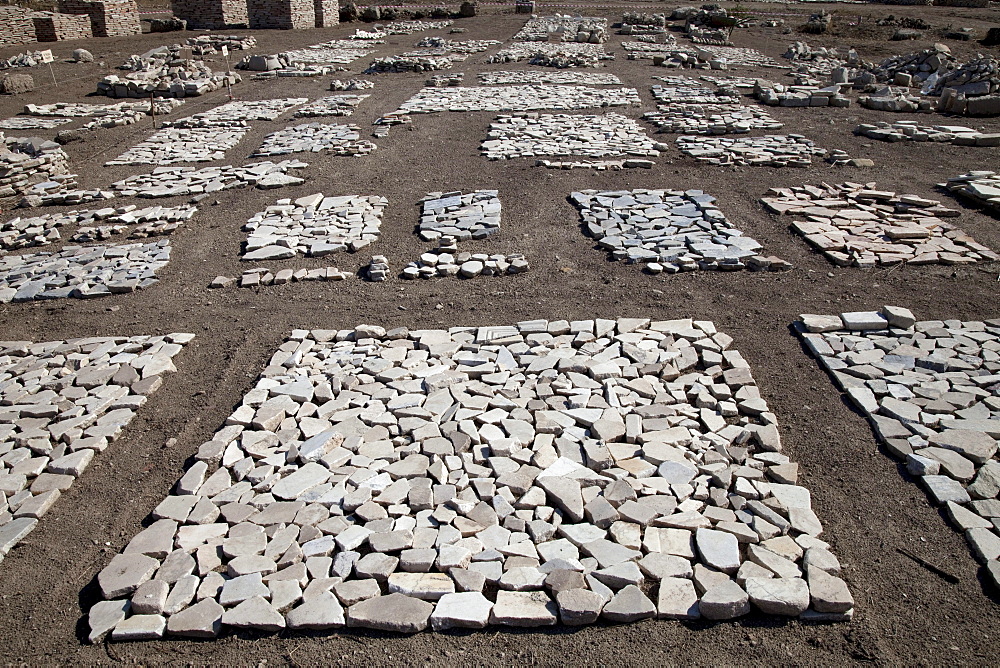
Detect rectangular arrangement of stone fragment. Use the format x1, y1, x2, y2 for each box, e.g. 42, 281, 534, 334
796, 307, 1000, 591
622, 41, 686, 59
242, 193, 388, 261
854, 122, 1000, 146
252, 124, 376, 158
762, 182, 996, 267
651, 79, 741, 106
402, 242, 529, 280
366, 54, 456, 74
571, 189, 786, 273
512, 14, 607, 42
397, 86, 640, 115
1, 204, 196, 251
676, 135, 829, 167
941, 172, 1000, 217
110, 160, 308, 199
293, 95, 369, 118
0, 136, 75, 204
415, 37, 501, 55
0, 333, 191, 566
23, 103, 115, 117
0, 117, 73, 130
643, 105, 782, 135
489, 42, 613, 68
695, 45, 780, 68
482, 113, 665, 162
477, 71, 621, 86
0, 239, 170, 302
106, 127, 249, 166
166, 99, 308, 129
86, 318, 852, 641
418, 191, 500, 242
281, 45, 374, 65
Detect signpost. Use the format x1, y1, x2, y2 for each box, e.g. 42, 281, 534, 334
40, 49, 56, 86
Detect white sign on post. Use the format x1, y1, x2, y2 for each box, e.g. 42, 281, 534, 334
221, 45, 228, 57
39, 50, 54, 63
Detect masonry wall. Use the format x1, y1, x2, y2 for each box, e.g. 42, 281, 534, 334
248, 0, 315, 29
313, 0, 338, 28
0, 7, 38, 47
33, 12, 94, 42
56, 0, 141, 38
170, 0, 249, 30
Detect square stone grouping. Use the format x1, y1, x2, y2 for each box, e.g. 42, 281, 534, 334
477, 71, 621, 86
242, 193, 388, 261
111, 160, 308, 199
571, 189, 787, 273
482, 113, 666, 163
0, 117, 73, 130
796, 307, 1000, 590
253, 124, 376, 158
418, 190, 500, 242
1, 204, 197, 251
88, 318, 852, 641
293, 95, 370, 118
762, 182, 997, 267
643, 105, 783, 135
0, 240, 171, 303
396, 86, 641, 115
676, 135, 831, 167
165, 98, 308, 128
0, 334, 192, 567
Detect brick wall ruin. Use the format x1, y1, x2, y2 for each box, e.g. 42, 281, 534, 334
248, 0, 315, 30
56, 0, 141, 38
170, 0, 249, 30
33, 12, 94, 42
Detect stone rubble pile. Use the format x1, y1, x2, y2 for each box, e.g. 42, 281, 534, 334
512, 14, 608, 43
418, 191, 500, 242
652, 78, 741, 105
253, 124, 376, 158
109, 160, 308, 199
643, 105, 782, 135
0, 204, 196, 252
0, 239, 170, 302
863, 44, 957, 86
0, 136, 75, 203
858, 87, 932, 113
699, 76, 758, 95
676, 135, 834, 167
427, 73, 464, 87
403, 241, 529, 279
231, 266, 353, 288
940, 172, 1000, 216
854, 121, 1000, 146
782, 42, 859, 85
98, 48, 240, 99
1, 51, 52, 71
478, 71, 620, 86
166, 99, 308, 128
482, 113, 665, 162
931, 56, 1000, 116
415, 37, 501, 54
796, 307, 1000, 589
618, 12, 666, 35
762, 183, 995, 267
186, 35, 257, 56
0, 333, 191, 566
753, 81, 850, 108
488, 43, 613, 68
396, 86, 641, 115
571, 188, 786, 273
106, 127, 249, 166
365, 55, 455, 74
622, 41, 691, 62
366, 254, 389, 281
0, 118, 73, 131
85, 317, 851, 641
331, 79, 374, 91
294, 95, 369, 118
242, 194, 388, 261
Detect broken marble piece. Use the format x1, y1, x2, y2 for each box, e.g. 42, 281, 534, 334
242, 193, 387, 260
402, 238, 529, 280
106, 128, 248, 166
87, 317, 851, 638
570, 188, 788, 273
418, 191, 500, 242
0, 117, 73, 130
164, 99, 308, 129
109, 160, 308, 199
231, 266, 353, 288
0, 239, 171, 303
482, 113, 665, 162
643, 105, 782, 135
253, 123, 376, 158
652, 77, 742, 105
396, 86, 640, 115
478, 71, 621, 86
1, 204, 195, 252
0, 333, 191, 569
293, 95, 370, 118
797, 307, 1000, 590
762, 182, 996, 268
676, 134, 834, 167
941, 171, 1000, 217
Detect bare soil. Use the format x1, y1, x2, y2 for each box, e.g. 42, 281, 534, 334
0, 3, 999, 665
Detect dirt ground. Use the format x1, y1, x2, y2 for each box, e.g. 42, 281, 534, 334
0, 2, 999, 665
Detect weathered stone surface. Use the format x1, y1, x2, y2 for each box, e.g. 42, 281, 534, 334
346, 593, 433, 633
